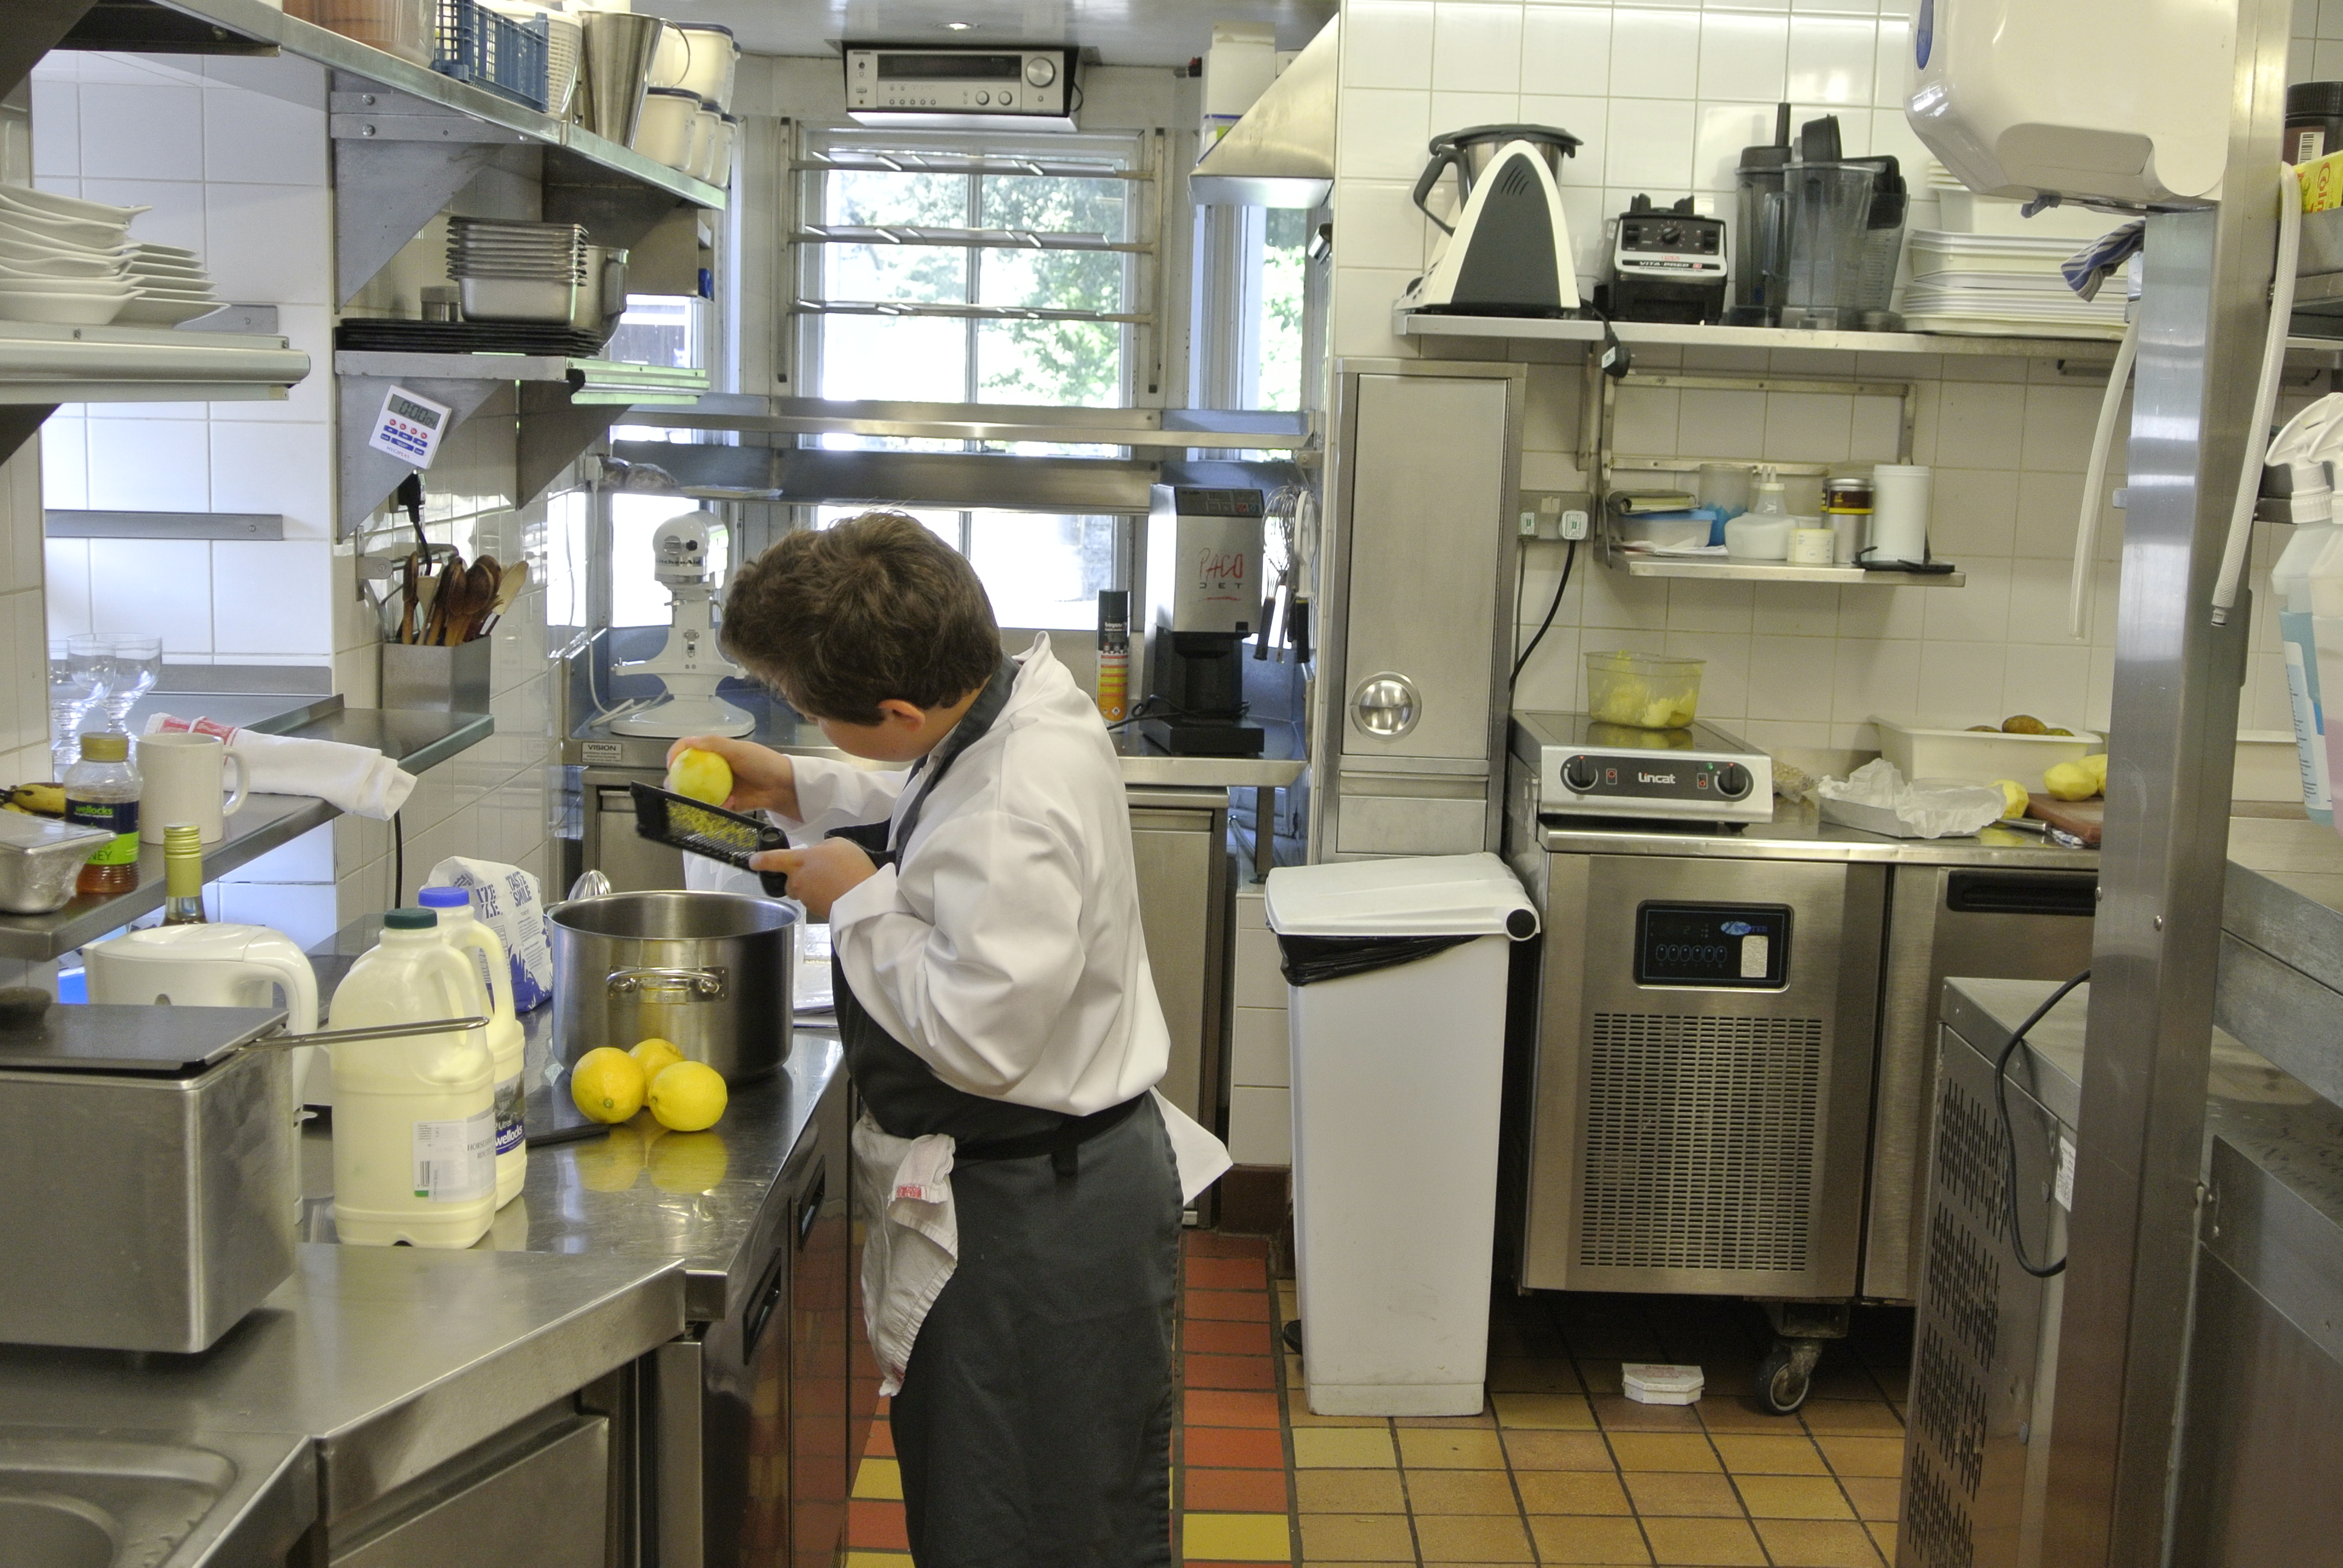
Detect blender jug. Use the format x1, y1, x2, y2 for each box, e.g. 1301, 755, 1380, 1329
1730, 104, 1794, 325
1781, 161, 1879, 330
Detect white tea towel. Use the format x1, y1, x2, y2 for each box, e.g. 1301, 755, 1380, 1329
852, 1114, 960, 1397
145, 714, 416, 820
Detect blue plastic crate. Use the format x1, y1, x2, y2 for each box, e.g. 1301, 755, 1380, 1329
431, 0, 549, 113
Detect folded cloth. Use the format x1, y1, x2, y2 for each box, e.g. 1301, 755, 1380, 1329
853, 1116, 960, 1399
145, 714, 416, 820
2063, 219, 2147, 302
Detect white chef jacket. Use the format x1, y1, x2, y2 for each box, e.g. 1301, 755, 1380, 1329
777, 636, 1230, 1199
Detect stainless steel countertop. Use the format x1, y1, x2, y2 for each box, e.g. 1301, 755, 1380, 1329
0, 1243, 684, 1526
1532, 794, 2105, 868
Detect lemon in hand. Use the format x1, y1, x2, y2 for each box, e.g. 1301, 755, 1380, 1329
666, 748, 733, 806
631, 1037, 685, 1079
571, 1046, 647, 1123
647, 1059, 728, 1131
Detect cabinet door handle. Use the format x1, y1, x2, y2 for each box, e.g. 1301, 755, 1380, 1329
1350, 672, 1421, 739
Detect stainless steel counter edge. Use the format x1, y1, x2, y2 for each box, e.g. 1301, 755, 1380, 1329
0, 708, 492, 961
1531, 811, 2104, 867
565, 733, 1305, 789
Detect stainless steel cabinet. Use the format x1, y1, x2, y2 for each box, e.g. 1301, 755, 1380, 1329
1128, 786, 1232, 1131
330, 1410, 611, 1568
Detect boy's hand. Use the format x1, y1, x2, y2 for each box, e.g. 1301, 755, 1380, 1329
667, 734, 799, 820
750, 838, 877, 921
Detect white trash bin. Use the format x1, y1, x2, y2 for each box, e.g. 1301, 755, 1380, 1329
1265, 852, 1539, 1416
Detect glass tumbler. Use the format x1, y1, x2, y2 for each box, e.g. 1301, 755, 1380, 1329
95, 635, 162, 733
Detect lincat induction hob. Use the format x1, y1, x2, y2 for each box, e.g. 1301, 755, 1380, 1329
1510, 711, 1774, 825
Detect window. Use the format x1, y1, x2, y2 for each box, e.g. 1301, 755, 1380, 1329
815, 505, 1117, 631
1193, 204, 1311, 413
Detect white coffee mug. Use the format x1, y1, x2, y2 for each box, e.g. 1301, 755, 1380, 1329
136, 731, 248, 844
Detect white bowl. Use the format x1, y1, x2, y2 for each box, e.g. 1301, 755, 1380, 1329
0, 182, 146, 224
0, 218, 126, 257
0, 201, 134, 250
0, 276, 134, 296
114, 296, 221, 325
0, 253, 122, 281
0, 292, 128, 325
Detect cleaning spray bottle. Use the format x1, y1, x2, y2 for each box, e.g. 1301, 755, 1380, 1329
2266, 394, 2343, 825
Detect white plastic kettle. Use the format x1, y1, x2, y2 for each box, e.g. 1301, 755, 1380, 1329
84, 923, 326, 1105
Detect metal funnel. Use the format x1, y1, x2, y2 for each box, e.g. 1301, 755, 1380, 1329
578, 11, 663, 148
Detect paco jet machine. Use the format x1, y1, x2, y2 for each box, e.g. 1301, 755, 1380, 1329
1133, 485, 1268, 757
609, 509, 755, 740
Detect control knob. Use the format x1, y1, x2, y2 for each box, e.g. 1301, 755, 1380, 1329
1714, 763, 1752, 800
1562, 755, 1599, 793
1025, 56, 1057, 87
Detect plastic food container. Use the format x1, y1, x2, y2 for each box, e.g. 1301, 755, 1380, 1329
632, 86, 701, 169
1870, 716, 2102, 788
1585, 651, 1705, 730
1611, 512, 1713, 551
0, 812, 114, 914
1724, 515, 1795, 560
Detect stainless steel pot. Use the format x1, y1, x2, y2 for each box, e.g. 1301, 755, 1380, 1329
551, 891, 795, 1082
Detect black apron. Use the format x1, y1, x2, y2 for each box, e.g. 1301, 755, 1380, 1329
830, 658, 1181, 1567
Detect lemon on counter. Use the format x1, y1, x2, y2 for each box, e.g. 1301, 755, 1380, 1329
647, 1059, 728, 1132
572, 1046, 647, 1123
1992, 779, 2030, 819
666, 748, 733, 806
631, 1037, 686, 1080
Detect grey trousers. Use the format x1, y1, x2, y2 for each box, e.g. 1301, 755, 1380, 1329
888, 1097, 1183, 1567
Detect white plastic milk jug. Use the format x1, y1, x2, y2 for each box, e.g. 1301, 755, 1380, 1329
419, 884, 526, 1208
329, 907, 497, 1248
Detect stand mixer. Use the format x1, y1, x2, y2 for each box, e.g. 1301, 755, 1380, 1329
610, 511, 755, 739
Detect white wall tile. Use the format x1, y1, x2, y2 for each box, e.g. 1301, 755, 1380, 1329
1330, 265, 1424, 357
1231, 1005, 1289, 1088
1610, 8, 1703, 94
1748, 635, 1837, 721
1604, 99, 1696, 188
81, 177, 206, 253
1678, 387, 1768, 458
210, 420, 332, 538
1335, 179, 1434, 273
1872, 16, 1913, 108
1692, 100, 1778, 192
1522, 6, 1612, 96
1786, 16, 1876, 105
1919, 554, 2010, 642
1697, 13, 1789, 103
1227, 1086, 1292, 1167
216, 881, 339, 950
43, 539, 91, 640
1762, 389, 1853, 463
1916, 642, 2005, 725
1434, 2, 1526, 92
2322, 0, 2343, 40
88, 537, 212, 652
1832, 635, 1919, 724
1935, 379, 2029, 469
29, 79, 78, 180
212, 539, 332, 657
202, 183, 331, 305
202, 81, 327, 186
1336, 88, 1436, 180
1518, 94, 1608, 185
1999, 639, 2091, 729
1346, 0, 1439, 90
38, 414, 86, 511
86, 416, 207, 511
78, 82, 202, 182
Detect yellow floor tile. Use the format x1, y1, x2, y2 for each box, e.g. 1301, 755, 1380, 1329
1395, 1411, 1498, 1429
1488, 1357, 1582, 1394
1515, 1469, 1631, 1515
1607, 1433, 1722, 1472
1414, 1512, 1534, 1563
1866, 1521, 1898, 1558
1697, 1400, 1806, 1434
1501, 1430, 1617, 1471
843, 1555, 914, 1567
1815, 1436, 1906, 1478
1639, 1515, 1768, 1566
1526, 1514, 1654, 1564
1493, 1391, 1598, 1429
1398, 1428, 1510, 1469
1711, 1433, 1828, 1475
1734, 1474, 1854, 1520
850, 1457, 902, 1500
1405, 1469, 1521, 1514
1297, 1512, 1417, 1561
1751, 1517, 1886, 1567
1290, 1406, 1391, 1428
1797, 1400, 1904, 1437
1296, 1469, 1406, 1513
1622, 1471, 1742, 1518
1293, 1426, 1398, 1468
1837, 1475, 1900, 1522
1184, 1511, 1294, 1562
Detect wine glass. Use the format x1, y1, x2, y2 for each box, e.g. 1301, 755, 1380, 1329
95, 635, 162, 733
48, 639, 102, 776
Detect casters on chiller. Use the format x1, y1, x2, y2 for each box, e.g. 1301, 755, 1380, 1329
1755, 1336, 1824, 1414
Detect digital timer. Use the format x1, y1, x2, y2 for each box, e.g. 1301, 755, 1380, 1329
367, 383, 452, 469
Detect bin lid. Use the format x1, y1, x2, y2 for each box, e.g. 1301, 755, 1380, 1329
1263, 852, 1539, 939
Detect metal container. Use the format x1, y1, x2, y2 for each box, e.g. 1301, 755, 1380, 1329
0, 811, 111, 914
381, 637, 491, 714
551, 891, 794, 1081
0, 1004, 295, 1353
457, 272, 577, 324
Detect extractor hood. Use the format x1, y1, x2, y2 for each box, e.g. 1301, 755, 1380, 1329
1189, 16, 1334, 208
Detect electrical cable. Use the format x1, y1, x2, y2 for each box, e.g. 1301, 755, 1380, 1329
392, 811, 405, 910
1509, 538, 1576, 691
1994, 967, 2091, 1279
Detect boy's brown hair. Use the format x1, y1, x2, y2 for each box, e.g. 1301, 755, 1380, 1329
720, 511, 1001, 724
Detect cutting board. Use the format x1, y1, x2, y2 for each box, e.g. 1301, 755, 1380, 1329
2028, 792, 2104, 846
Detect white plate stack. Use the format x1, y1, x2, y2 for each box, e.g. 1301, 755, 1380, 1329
445, 217, 586, 323
0, 183, 222, 327
1902, 229, 2129, 339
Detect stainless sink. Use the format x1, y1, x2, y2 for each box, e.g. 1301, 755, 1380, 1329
0, 1428, 313, 1568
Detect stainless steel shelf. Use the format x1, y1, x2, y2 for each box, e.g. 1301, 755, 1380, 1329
333, 351, 708, 397
1601, 549, 1966, 587
0, 320, 309, 407
623, 393, 1314, 451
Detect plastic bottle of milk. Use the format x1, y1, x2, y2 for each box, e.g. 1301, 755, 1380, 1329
329, 908, 497, 1248
2274, 520, 2337, 826
418, 884, 526, 1208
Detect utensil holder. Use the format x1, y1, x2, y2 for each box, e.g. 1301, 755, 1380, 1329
381, 638, 492, 714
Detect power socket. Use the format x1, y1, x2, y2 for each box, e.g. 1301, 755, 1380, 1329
1559, 508, 1589, 540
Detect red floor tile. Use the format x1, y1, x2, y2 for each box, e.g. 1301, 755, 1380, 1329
1185, 1318, 1277, 1356
1185, 1232, 1272, 1259
1185, 1389, 1283, 1428
1182, 1425, 1286, 1468
1186, 1256, 1269, 1290
1184, 1466, 1292, 1512
1184, 1353, 1276, 1390
1185, 1289, 1272, 1323
847, 1500, 908, 1550
862, 1420, 895, 1458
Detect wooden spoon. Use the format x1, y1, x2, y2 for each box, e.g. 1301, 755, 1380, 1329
422, 550, 461, 646
476, 560, 528, 638
452, 556, 499, 644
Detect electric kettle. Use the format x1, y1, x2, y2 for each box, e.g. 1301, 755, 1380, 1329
84, 923, 326, 1103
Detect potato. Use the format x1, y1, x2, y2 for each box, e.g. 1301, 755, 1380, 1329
2083, 753, 2108, 789
2002, 714, 2050, 735
2043, 760, 2099, 801
1993, 779, 2030, 818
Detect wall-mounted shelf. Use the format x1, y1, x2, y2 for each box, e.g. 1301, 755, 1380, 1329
632, 394, 1317, 452
1599, 547, 1965, 587
0, 319, 310, 464
335, 351, 708, 529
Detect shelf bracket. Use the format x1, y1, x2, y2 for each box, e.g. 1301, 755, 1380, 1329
330, 77, 538, 305
337, 373, 505, 536
517, 379, 634, 506
5, 0, 96, 103
0, 405, 56, 470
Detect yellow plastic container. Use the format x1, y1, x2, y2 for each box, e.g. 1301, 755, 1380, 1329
1584, 651, 1704, 730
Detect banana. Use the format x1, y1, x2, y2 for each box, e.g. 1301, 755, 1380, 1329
4, 783, 65, 817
